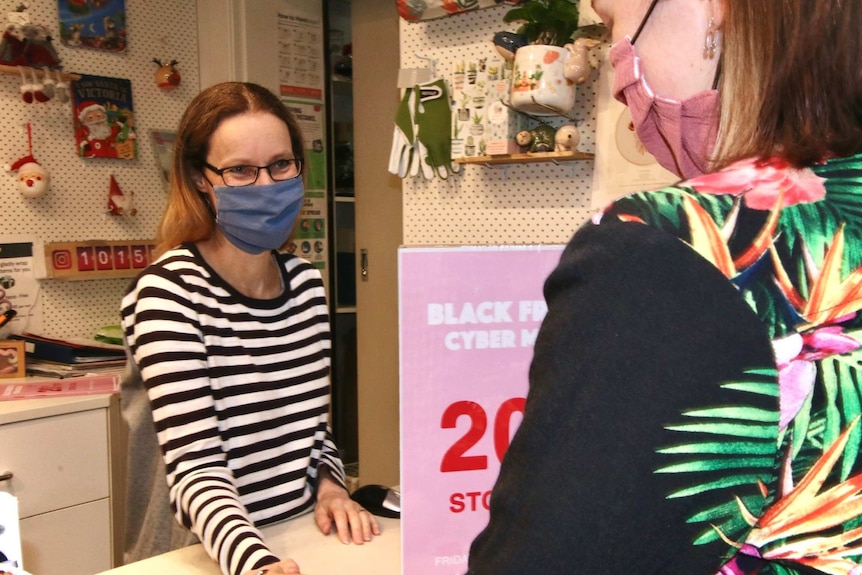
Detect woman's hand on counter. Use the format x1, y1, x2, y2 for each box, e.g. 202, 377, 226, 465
315, 469, 381, 544
242, 559, 302, 575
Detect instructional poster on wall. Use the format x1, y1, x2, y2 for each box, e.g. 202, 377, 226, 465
283, 99, 328, 278
591, 57, 677, 210
399, 245, 565, 575
278, 1, 329, 290
278, 0, 324, 100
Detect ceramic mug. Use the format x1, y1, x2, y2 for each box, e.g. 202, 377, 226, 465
510, 45, 575, 116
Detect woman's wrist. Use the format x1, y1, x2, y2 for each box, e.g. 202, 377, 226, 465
317, 465, 345, 494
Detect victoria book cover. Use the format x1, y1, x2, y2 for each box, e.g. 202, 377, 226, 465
72, 74, 138, 159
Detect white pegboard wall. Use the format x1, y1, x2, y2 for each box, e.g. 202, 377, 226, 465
399, 5, 605, 246
0, 0, 200, 340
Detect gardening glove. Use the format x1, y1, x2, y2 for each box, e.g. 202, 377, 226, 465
413, 79, 460, 180
389, 87, 419, 178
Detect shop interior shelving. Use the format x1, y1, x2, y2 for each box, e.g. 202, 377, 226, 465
455, 149, 594, 166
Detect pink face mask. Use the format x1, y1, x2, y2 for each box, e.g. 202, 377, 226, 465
609, 36, 719, 179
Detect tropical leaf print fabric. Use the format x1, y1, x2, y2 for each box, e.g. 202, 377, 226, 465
601, 154, 862, 575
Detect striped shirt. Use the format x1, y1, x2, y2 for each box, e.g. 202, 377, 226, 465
120, 244, 344, 575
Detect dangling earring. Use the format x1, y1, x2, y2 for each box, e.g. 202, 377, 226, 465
704, 18, 718, 60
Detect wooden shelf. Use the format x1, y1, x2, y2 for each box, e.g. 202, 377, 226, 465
0, 64, 80, 82
455, 150, 594, 166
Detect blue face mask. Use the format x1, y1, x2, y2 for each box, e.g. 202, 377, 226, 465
213, 177, 304, 254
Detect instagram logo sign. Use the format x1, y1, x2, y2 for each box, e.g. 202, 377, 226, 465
52, 250, 72, 270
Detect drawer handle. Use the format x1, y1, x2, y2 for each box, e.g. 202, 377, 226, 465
0, 471, 12, 482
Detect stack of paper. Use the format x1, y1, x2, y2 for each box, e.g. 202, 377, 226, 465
15, 333, 126, 378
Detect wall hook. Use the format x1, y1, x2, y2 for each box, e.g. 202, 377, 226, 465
414, 53, 436, 78
499, 97, 578, 122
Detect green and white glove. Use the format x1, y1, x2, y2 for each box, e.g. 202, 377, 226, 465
389, 87, 418, 178
413, 79, 460, 180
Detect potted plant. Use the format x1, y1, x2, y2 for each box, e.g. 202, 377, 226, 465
453, 60, 466, 91
502, 0, 600, 116
470, 112, 485, 136
457, 92, 470, 121
503, 0, 580, 47
451, 117, 464, 158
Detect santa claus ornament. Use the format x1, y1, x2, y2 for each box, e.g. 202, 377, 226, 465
7, 123, 48, 198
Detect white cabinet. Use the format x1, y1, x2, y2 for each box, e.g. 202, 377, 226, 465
0, 394, 116, 575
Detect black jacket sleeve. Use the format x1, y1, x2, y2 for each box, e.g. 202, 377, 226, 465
467, 220, 776, 575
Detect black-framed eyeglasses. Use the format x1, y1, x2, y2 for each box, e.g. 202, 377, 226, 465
202, 159, 303, 187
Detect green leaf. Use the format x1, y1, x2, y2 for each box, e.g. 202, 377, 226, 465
656, 457, 775, 474
682, 406, 778, 423
691, 511, 755, 545
665, 421, 776, 439
668, 473, 770, 498
688, 495, 765, 524
722, 381, 779, 396
658, 441, 776, 456
501, 0, 580, 46
790, 388, 813, 459
656, 368, 779, 547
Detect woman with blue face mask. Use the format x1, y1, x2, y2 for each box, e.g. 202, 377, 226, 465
467, 0, 862, 574
120, 82, 379, 575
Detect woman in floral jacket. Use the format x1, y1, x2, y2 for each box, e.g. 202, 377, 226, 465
467, 0, 862, 574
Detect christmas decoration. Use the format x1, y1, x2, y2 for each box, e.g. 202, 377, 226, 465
6, 123, 48, 198
0, 5, 62, 68
107, 174, 136, 216
72, 74, 137, 159
53, 68, 69, 103
152, 58, 180, 91
58, 0, 127, 53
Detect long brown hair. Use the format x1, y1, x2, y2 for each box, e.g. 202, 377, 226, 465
155, 82, 305, 256
714, 0, 862, 169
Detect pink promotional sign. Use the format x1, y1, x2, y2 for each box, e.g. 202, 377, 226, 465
399, 245, 565, 575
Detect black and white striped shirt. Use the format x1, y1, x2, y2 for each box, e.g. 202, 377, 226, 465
121, 244, 344, 575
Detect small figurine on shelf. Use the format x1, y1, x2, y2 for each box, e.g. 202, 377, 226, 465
554, 124, 579, 152
107, 174, 136, 217
562, 37, 600, 85
153, 58, 181, 91
516, 123, 556, 153
6, 123, 49, 198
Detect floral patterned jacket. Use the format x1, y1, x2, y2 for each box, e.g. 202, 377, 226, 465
468, 154, 862, 575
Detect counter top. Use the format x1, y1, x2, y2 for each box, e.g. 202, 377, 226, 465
96, 511, 401, 575
0, 384, 112, 425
